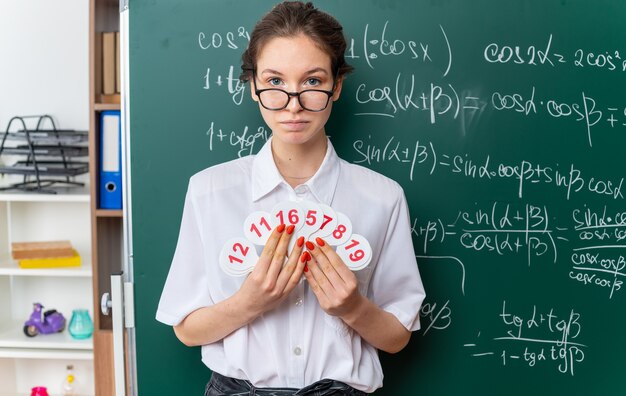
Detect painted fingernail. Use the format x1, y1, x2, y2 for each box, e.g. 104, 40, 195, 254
315, 237, 325, 247
304, 264, 309, 273
305, 241, 315, 250
287, 224, 295, 234
301, 251, 311, 263
297, 236, 305, 247
277, 224, 286, 233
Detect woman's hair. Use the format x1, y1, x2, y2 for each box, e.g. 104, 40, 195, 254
240, 1, 354, 82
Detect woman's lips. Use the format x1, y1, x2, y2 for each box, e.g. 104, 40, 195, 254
280, 120, 309, 131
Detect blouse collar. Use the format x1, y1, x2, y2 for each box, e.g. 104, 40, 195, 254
251, 137, 341, 205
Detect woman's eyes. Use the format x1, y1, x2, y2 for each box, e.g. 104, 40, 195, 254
266, 77, 323, 88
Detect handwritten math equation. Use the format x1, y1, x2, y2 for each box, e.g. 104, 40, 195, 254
353, 78, 626, 147
205, 120, 271, 157
412, 202, 566, 266
344, 21, 451, 74
484, 34, 626, 73
569, 206, 626, 299
351, 136, 624, 201
465, 301, 586, 376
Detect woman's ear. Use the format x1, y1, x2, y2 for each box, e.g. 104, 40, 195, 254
250, 80, 259, 102
332, 76, 344, 102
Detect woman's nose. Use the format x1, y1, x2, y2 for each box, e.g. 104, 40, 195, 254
286, 93, 303, 112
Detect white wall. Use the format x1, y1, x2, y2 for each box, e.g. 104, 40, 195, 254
0, 0, 89, 132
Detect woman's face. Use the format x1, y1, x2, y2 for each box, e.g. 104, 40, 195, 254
251, 34, 343, 147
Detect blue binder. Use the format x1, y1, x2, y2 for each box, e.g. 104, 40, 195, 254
99, 110, 122, 209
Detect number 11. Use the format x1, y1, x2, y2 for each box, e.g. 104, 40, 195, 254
250, 216, 271, 237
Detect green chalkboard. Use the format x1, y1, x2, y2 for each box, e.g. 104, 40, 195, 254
129, 1, 626, 394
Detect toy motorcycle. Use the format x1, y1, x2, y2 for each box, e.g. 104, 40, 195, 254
23, 303, 66, 337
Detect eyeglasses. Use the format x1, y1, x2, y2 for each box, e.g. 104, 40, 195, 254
251, 74, 336, 112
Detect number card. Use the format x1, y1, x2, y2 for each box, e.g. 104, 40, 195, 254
288, 200, 323, 253
299, 200, 323, 237
327, 212, 353, 246
219, 237, 258, 276
337, 233, 372, 271
243, 211, 274, 245
271, 201, 305, 232
309, 204, 338, 240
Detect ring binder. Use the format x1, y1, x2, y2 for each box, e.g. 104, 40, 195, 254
99, 110, 122, 209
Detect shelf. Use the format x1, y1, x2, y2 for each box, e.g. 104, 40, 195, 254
0, 161, 89, 177
0, 187, 90, 202
94, 103, 120, 111
0, 257, 92, 278
0, 347, 93, 360
0, 321, 93, 353
0, 129, 88, 144
95, 209, 122, 217
1, 145, 88, 157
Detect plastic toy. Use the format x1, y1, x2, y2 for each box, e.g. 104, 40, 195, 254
23, 303, 66, 337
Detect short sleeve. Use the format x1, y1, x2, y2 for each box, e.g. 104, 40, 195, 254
156, 180, 214, 326
368, 189, 426, 331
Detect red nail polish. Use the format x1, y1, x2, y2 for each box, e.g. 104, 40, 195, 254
297, 236, 304, 247
315, 237, 325, 247
304, 264, 309, 273
301, 251, 311, 263
287, 224, 295, 234
277, 224, 286, 233
305, 241, 315, 250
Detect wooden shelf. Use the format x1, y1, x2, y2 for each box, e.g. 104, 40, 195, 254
88, 1, 123, 394
94, 103, 120, 111
95, 209, 123, 217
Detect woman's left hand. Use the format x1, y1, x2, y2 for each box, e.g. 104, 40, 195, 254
304, 237, 413, 353
303, 237, 364, 319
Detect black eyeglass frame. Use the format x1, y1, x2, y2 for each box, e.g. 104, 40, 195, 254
249, 70, 338, 112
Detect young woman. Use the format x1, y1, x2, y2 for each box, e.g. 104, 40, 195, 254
156, 2, 425, 394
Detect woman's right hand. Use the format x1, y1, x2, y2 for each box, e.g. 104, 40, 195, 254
235, 224, 307, 318
173, 224, 307, 346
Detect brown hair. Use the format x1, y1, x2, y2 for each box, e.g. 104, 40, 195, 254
240, 1, 354, 82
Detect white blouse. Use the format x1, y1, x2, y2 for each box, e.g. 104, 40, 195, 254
156, 138, 425, 393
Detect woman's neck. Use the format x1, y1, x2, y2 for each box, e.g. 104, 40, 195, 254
271, 135, 327, 188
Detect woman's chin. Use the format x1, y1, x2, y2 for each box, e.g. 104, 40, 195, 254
273, 131, 321, 146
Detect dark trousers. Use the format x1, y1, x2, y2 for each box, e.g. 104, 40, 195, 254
205, 372, 369, 396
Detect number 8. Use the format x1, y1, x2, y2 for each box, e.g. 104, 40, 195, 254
333, 224, 347, 240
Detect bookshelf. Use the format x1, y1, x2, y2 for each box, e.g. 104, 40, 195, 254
89, 0, 123, 394
0, 194, 94, 395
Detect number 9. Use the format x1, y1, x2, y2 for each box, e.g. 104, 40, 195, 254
349, 250, 364, 262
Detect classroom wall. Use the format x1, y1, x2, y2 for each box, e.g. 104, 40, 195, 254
0, 0, 89, 132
